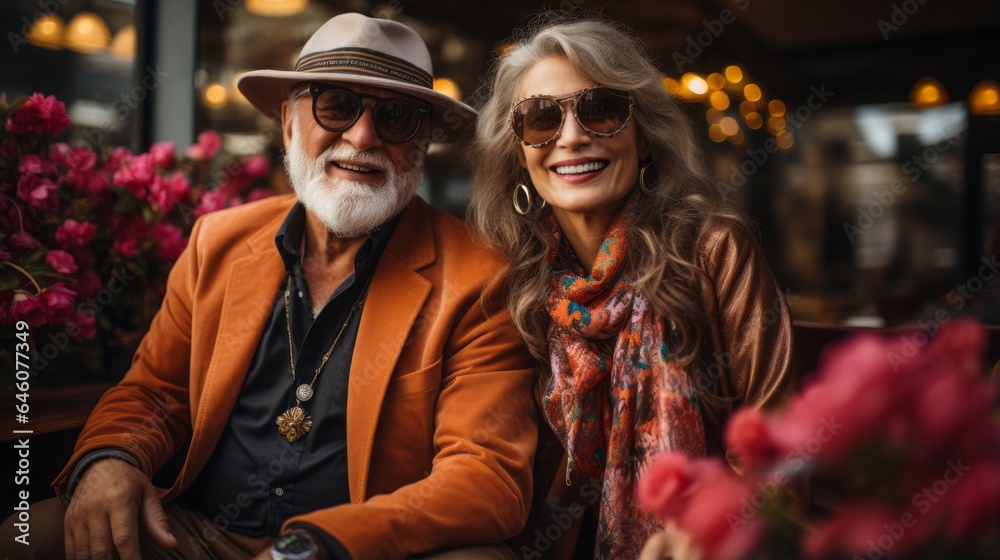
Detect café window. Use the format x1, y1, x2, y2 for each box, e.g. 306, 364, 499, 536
1, 0, 141, 150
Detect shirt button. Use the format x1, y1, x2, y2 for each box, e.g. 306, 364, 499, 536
274, 487, 284, 496
298, 291, 303, 298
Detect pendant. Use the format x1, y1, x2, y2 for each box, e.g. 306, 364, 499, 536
276, 406, 313, 442
295, 383, 314, 401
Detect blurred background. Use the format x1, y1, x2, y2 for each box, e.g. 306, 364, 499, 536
2, 0, 999, 329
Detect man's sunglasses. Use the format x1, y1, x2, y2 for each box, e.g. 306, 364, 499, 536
292, 82, 431, 144
509, 86, 634, 148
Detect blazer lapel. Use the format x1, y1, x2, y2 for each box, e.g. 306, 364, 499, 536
347, 198, 435, 502
173, 206, 289, 493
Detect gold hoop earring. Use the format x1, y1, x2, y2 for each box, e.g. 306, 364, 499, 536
639, 160, 656, 196
513, 183, 533, 215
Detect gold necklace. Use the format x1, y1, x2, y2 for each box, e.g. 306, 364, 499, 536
275, 275, 369, 443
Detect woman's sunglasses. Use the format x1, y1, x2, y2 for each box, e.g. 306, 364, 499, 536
509, 86, 634, 148
293, 82, 432, 144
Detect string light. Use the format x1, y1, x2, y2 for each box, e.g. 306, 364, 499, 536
709, 90, 730, 110
203, 82, 228, 109
768, 100, 786, 117
969, 80, 1000, 116
909, 78, 948, 108
433, 78, 462, 102
64, 12, 111, 53
707, 73, 726, 90
28, 14, 64, 50
245, 0, 308, 17
724, 65, 743, 83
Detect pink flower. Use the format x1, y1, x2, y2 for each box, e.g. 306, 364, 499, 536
725, 408, 781, 473
67, 168, 110, 194
7, 93, 71, 137
185, 130, 221, 160
9, 231, 43, 252
767, 334, 909, 464
916, 319, 985, 381
16, 174, 59, 211
148, 172, 191, 212
40, 282, 76, 322
105, 146, 133, 172
194, 189, 227, 217
70, 312, 96, 340
113, 235, 142, 258
149, 140, 176, 169
45, 250, 78, 274
47, 142, 71, 165
637, 451, 697, 520
910, 369, 993, 469
639, 452, 760, 559
18, 154, 57, 176
9, 292, 47, 326
678, 460, 760, 558
225, 155, 270, 192
55, 220, 97, 249
73, 270, 102, 299
242, 154, 269, 178
0, 244, 10, 260
112, 152, 155, 198
942, 460, 1000, 539
149, 222, 187, 263
63, 146, 97, 171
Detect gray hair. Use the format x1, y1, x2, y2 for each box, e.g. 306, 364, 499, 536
467, 15, 747, 423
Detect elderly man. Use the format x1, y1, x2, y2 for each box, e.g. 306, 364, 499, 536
2, 13, 538, 560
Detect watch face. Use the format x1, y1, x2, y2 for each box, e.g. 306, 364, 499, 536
272, 532, 319, 560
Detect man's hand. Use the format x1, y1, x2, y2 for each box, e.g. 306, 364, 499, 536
64, 458, 177, 559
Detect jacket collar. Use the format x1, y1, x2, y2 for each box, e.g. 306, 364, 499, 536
177, 195, 436, 500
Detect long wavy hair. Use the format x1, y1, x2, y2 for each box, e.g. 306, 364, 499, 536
467, 15, 747, 418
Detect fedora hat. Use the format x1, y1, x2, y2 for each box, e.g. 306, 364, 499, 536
237, 13, 475, 142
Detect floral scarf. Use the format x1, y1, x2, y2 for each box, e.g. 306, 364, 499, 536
539, 199, 707, 559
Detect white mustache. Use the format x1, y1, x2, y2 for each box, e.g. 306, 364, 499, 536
316, 146, 392, 172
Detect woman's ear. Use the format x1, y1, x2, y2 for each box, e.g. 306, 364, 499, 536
516, 145, 527, 168
637, 134, 651, 161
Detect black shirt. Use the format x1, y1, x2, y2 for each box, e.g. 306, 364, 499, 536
181, 203, 399, 536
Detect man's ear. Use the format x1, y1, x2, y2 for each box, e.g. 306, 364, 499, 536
281, 100, 294, 152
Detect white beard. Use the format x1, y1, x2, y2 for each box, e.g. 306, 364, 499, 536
284, 114, 424, 237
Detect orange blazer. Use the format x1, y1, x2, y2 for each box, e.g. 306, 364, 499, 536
54, 194, 539, 558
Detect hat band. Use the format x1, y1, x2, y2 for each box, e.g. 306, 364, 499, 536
295, 47, 433, 89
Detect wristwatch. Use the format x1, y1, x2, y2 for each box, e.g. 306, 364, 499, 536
271, 529, 321, 560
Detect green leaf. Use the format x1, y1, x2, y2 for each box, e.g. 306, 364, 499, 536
0, 272, 19, 290
21, 249, 43, 265
6, 95, 29, 114
125, 260, 146, 277
113, 194, 138, 215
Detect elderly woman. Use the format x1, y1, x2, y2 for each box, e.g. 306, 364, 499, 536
467, 17, 794, 559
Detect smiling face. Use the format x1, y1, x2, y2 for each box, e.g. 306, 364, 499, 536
515, 56, 648, 226
281, 82, 428, 237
